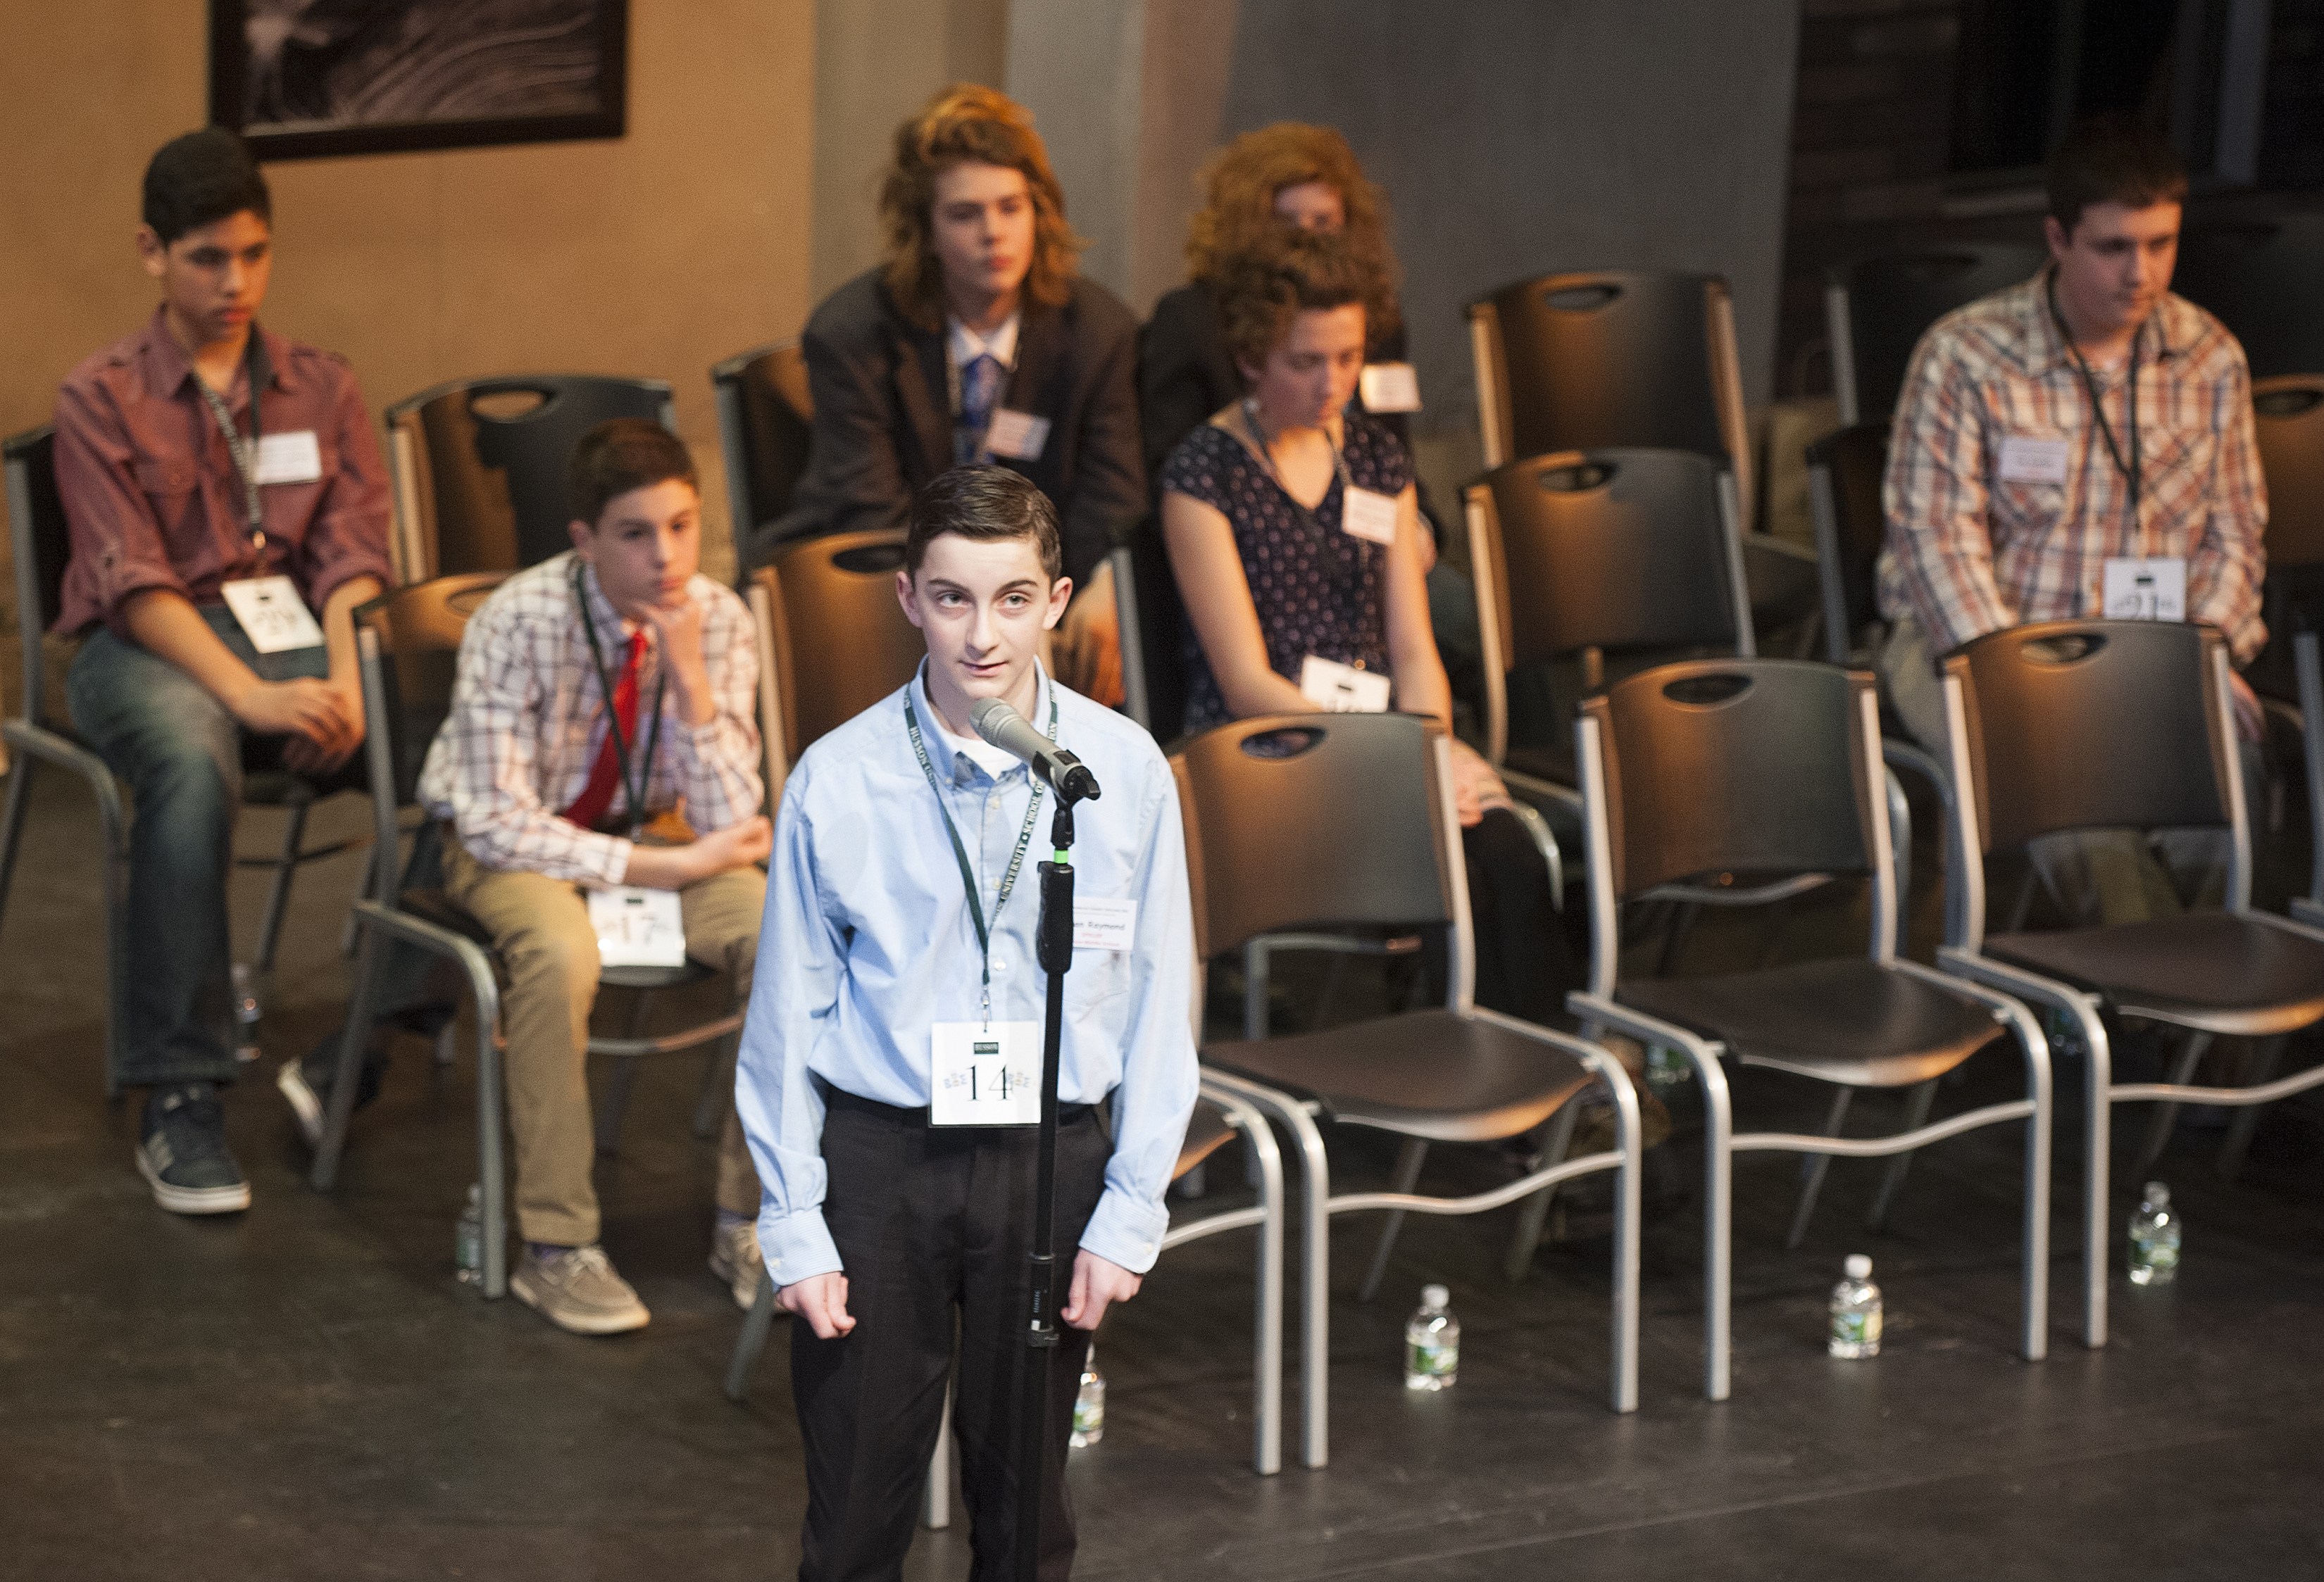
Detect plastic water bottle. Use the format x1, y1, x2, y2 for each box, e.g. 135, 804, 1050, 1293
1644, 1044, 1694, 1091
1404, 1284, 1460, 1390
1828, 1254, 1882, 1358
455, 1185, 483, 1285
231, 963, 263, 1063
2129, 1181, 2180, 1286
1069, 1344, 1105, 1447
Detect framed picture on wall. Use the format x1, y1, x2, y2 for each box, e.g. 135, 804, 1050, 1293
209, 0, 627, 161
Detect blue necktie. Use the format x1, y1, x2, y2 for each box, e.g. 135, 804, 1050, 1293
956, 352, 1001, 465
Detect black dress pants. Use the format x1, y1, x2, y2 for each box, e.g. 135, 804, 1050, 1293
792, 1091, 1112, 1582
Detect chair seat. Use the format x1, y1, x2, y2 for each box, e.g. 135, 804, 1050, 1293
1985, 915, 2324, 1036
397, 888, 716, 991
1177, 1098, 1237, 1180
1503, 740, 1577, 789
1620, 958, 2002, 1087
1203, 1007, 1596, 1143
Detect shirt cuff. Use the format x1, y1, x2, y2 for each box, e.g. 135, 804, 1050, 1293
1078, 1184, 1169, 1275
756, 1205, 842, 1287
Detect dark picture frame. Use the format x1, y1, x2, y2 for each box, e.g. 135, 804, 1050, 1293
208, 1, 627, 162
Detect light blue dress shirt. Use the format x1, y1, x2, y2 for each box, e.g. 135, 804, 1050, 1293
737, 664, 1200, 1286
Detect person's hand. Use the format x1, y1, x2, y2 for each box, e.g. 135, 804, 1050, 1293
776, 1271, 855, 1339
2229, 671, 2266, 745
235, 677, 358, 763
284, 678, 366, 774
640, 596, 715, 727
692, 815, 773, 877
1447, 739, 1510, 829
1061, 1249, 1140, 1331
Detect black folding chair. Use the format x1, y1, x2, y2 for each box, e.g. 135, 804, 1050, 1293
711, 341, 813, 567
1932, 620, 2324, 1350
1567, 658, 2051, 1400
385, 375, 677, 579
1824, 245, 2044, 424
2173, 215, 2324, 380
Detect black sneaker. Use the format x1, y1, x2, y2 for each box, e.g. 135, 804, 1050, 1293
276, 1027, 389, 1151
136, 1084, 251, 1214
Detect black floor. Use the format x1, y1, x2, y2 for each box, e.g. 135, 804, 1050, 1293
4, 765, 2323, 1581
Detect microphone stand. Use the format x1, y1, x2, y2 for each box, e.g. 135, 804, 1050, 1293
1013, 772, 1095, 1582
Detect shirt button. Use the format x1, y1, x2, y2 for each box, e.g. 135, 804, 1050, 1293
992, 958, 1009, 975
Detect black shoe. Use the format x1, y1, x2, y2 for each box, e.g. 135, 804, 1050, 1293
276, 1028, 390, 1151
137, 1084, 250, 1214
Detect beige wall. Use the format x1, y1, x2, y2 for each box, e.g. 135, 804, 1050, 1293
1, 0, 814, 717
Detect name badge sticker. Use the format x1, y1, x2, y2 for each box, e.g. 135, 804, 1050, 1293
985, 408, 1051, 461
2101, 555, 2188, 621
1997, 435, 2070, 484
1359, 362, 1422, 413
1298, 654, 1392, 712
1073, 896, 1137, 952
1341, 485, 1400, 546
587, 885, 688, 968
931, 1020, 1042, 1126
254, 430, 323, 486
220, 575, 325, 654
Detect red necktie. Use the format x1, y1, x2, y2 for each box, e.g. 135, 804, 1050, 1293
562, 630, 644, 831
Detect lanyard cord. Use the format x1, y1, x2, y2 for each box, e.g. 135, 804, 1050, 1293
1240, 398, 1360, 584
572, 560, 670, 837
192, 329, 273, 575
2047, 273, 2146, 557
905, 686, 1058, 1028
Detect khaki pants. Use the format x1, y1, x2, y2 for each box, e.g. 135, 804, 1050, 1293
1879, 613, 2232, 927
444, 838, 764, 1246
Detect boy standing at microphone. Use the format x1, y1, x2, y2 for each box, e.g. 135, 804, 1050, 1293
735, 465, 1197, 1579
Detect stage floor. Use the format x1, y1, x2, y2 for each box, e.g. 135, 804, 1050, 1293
3, 766, 2320, 1581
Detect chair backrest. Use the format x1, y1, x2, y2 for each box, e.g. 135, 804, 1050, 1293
352, 574, 507, 880
1582, 659, 1880, 903
711, 341, 813, 553
1111, 513, 1189, 740
1171, 712, 1457, 964
4, 425, 67, 727
1945, 620, 2238, 861
1825, 246, 2044, 424
751, 529, 923, 766
2254, 375, 2324, 572
2173, 215, 2324, 381
1467, 270, 1752, 529
1804, 421, 1893, 664
386, 375, 677, 580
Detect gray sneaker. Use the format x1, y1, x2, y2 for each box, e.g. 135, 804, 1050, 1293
136, 1084, 251, 1215
708, 1219, 764, 1311
511, 1244, 650, 1334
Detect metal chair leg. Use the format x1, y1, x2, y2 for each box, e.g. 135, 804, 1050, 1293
923, 1382, 954, 1531
593, 991, 656, 1155
1502, 1103, 1580, 1281
1784, 1088, 1854, 1249
1866, 1079, 1938, 1230
0, 751, 34, 919
1356, 1139, 1429, 1302
2217, 1034, 2286, 1181
692, 1034, 738, 1141
725, 1270, 779, 1401
254, 795, 311, 974
2132, 1030, 2211, 1179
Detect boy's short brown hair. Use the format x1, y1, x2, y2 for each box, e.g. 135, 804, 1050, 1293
905, 465, 1063, 584
568, 418, 697, 527
2047, 116, 2189, 237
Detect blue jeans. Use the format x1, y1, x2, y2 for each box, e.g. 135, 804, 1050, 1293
67, 606, 346, 1088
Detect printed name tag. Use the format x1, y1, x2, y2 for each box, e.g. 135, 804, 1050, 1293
985, 408, 1051, 461
1299, 654, 1392, 712
1997, 435, 2069, 484
1341, 485, 1400, 546
1359, 362, 1422, 413
587, 885, 687, 967
220, 576, 325, 653
931, 1020, 1042, 1126
254, 430, 323, 485
1073, 896, 1137, 952
2101, 556, 2187, 621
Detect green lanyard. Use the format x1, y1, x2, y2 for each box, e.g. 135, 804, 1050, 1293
905, 688, 1058, 1025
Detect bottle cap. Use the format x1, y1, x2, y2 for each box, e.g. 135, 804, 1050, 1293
1421, 1283, 1449, 1309
1844, 1254, 1871, 1279
2143, 1181, 2170, 1207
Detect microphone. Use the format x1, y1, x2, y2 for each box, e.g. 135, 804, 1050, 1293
970, 696, 1101, 803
